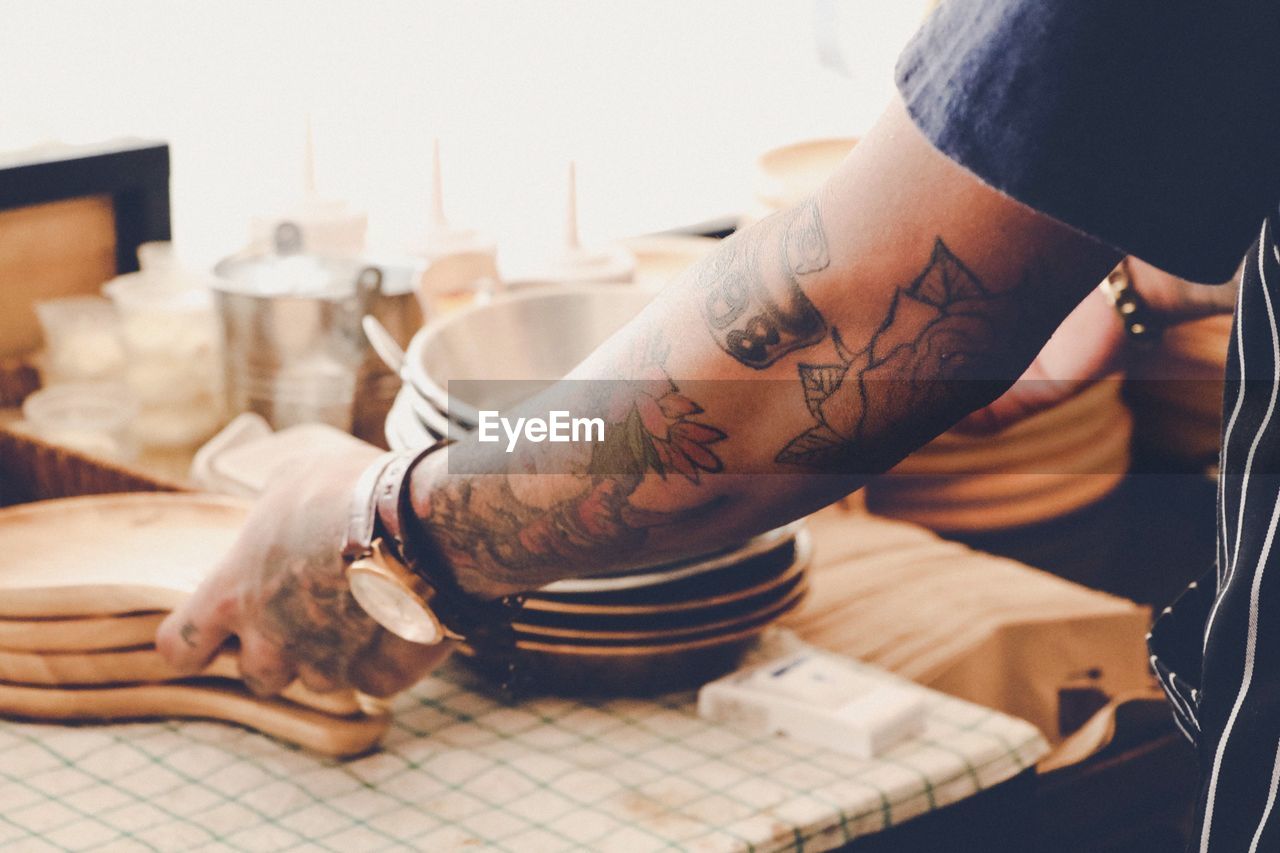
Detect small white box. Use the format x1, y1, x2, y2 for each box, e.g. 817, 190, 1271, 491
698, 650, 926, 759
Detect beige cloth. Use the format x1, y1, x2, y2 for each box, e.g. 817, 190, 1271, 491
784, 505, 1152, 743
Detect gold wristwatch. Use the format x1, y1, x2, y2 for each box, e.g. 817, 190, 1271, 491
342, 446, 454, 645
343, 444, 525, 694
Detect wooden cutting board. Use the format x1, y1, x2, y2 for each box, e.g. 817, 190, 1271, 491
0, 493, 247, 617
783, 506, 1152, 740
0, 612, 166, 651
0, 681, 388, 758
0, 493, 395, 753
0, 647, 361, 717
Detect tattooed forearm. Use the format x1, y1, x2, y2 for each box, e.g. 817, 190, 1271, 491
778, 239, 1025, 471
420, 334, 728, 591
699, 198, 831, 368
697, 195, 1028, 472
398, 104, 1119, 599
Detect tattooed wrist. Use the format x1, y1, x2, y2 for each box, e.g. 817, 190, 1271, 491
412, 334, 728, 595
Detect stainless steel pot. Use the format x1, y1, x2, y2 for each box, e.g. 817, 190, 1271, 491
213, 245, 421, 437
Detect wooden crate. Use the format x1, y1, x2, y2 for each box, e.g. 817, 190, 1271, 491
0, 140, 174, 504
0, 425, 185, 506
0, 139, 170, 383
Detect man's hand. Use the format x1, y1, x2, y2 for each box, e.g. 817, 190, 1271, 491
958, 259, 1238, 433
156, 449, 451, 698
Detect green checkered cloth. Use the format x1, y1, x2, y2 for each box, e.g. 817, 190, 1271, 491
0, 632, 1046, 852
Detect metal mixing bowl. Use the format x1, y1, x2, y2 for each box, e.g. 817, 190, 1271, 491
384, 386, 444, 450
405, 284, 655, 425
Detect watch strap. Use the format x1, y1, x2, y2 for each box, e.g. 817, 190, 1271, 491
373, 451, 418, 548
343, 440, 527, 680
342, 451, 398, 562
385, 447, 527, 651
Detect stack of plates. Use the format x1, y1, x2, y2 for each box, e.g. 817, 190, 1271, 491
866, 377, 1133, 532
1129, 314, 1231, 468
382, 285, 810, 692
463, 525, 811, 694
0, 493, 389, 757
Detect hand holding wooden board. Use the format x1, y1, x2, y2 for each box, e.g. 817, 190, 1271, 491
0, 493, 390, 755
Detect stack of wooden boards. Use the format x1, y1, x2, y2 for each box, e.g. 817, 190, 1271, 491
0, 493, 389, 757
1129, 314, 1231, 468
866, 377, 1133, 532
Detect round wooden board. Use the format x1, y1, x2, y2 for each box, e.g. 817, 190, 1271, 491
891, 391, 1127, 477
869, 405, 1132, 531
893, 376, 1126, 474
0, 493, 248, 618
0, 681, 388, 758
887, 406, 1132, 492
0, 647, 360, 717
0, 612, 166, 652
868, 471, 1125, 532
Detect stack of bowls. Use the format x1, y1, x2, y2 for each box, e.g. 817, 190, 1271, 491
381, 284, 810, 693
384, 284, 656, 446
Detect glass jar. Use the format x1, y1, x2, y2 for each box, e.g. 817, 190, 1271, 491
102, 272, 225, 449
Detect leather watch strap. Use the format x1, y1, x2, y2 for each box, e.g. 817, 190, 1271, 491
342, 444, 448, 563
373, 452, 418, 547
343, 440, 526, 665
342, 451, 397, 561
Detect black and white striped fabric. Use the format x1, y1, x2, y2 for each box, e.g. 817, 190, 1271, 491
1149, 220, 1280, 851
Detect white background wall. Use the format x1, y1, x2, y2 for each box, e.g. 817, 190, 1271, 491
1, 0, 928, 270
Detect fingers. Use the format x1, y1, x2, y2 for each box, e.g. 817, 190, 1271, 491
157, 576, 238, 674
349, 632, 453, 698
237, 631, 297, 697
297, 665, 341, 694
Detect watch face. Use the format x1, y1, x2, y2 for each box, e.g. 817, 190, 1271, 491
348, 564, 444, 645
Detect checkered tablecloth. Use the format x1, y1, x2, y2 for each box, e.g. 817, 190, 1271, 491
0, 632, 1047, 852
